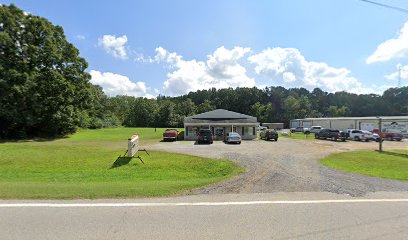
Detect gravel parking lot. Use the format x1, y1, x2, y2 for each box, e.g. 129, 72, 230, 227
151, 138, 408, 197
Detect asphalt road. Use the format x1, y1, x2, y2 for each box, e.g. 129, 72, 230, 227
1, 192, 408, 240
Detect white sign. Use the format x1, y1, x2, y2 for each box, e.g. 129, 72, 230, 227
127, 134, 139, 157
383, 121, 408, 134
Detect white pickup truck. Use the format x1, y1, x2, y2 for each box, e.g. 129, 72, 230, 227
347, 129, 373, 141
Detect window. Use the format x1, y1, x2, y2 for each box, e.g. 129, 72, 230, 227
242, 127, 245, 136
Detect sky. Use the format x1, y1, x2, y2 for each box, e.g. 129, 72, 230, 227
4, 0, 408, 97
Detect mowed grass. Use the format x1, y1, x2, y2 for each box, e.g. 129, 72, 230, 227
0, 128, 243, 199
320, 150, 408, 181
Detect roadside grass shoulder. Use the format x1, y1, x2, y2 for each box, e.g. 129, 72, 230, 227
320, 150, 408, 181
0, 128, 242, 199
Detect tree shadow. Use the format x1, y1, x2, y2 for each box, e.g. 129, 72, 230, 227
110, 157, 133, 169
0, 135, 70, 144
378, 150, 408, 159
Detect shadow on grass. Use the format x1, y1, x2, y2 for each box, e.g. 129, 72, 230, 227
0, 135, 70, 144
110, 157, 133, 169
377, 151, 408, 159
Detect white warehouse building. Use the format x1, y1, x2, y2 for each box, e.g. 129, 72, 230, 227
290, 116, 408, 137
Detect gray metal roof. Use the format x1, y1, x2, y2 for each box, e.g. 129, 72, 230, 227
184, 109, 257, 123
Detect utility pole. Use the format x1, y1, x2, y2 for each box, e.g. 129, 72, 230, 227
378, 117, 383, 152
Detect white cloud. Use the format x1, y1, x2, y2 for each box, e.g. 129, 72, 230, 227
89, 70, 149, 97
366, 22, 408, 64
76, 34, 85, 40
155, 46, 255, 96
98, 35, 128, 59
248, 47, 369, 93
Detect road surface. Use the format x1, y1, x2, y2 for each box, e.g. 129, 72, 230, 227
1, 192, 408, 240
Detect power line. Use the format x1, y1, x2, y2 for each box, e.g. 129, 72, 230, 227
361, 0, 408, 14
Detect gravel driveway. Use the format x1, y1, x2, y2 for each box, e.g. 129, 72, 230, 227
150, 138, 408, 197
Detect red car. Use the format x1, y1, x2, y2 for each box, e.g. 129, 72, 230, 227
163, 129, 179, 142
372, 129, 403, 141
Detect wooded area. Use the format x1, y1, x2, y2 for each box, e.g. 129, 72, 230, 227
1, 4, 408, 139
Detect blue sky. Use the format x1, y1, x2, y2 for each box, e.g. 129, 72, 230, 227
4, 0, 408, 97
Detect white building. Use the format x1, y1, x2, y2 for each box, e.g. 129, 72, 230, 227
184, 109, 259, 141
290, 116, 408, 137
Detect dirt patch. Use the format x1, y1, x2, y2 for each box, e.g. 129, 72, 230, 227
150, 138, 408, 196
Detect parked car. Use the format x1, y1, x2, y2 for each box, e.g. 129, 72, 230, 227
162, 128, 178, 141
197, 129, 213, 144
290, 126, 309, 133
361, 130, 375, 141
347, 129, 372, 141
260, 129, 279, 141
224, 132, 241, 144
314, 129, 347, 141
371, 132, 382, 142
372, 129, 403, 141
305, 126, 322, 134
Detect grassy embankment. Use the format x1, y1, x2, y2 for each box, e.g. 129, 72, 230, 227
320, 150, 408, 181
0, 128, 243, 199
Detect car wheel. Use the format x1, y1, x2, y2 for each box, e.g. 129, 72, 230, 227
341, 139, 346, 142
315, 135, 319, 139
275, 138, 278, 142
331, 137, 336, 141
396, 138, 402, 141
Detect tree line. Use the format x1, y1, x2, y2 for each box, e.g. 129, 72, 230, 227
101, 86, 408, 130
1, 4, 407, 139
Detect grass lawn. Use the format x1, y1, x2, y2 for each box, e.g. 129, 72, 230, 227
320, 150, 408, 181
0, 128, 243, 199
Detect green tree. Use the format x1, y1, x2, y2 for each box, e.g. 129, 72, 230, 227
0, 4, 94, 138
250, 102, 274, 123
157, 100, 180, 127
326, 105, 350, 117
196, 99, 215, 113
124, 98, 158, 127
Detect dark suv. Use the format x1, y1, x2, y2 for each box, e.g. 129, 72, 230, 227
197, 129, 213, 144
260, 129, 279, 141
315, 129, 347, 141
